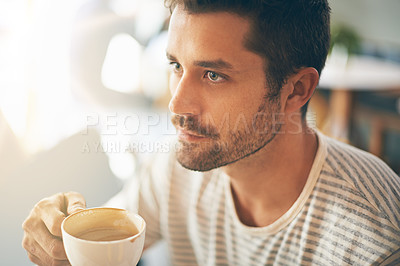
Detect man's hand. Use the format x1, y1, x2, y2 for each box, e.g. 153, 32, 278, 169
22, 192, 86, 266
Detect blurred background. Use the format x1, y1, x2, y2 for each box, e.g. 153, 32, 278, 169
0, 0, 399, 264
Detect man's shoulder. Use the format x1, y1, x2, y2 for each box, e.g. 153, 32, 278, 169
318, 133, 400, 228
321, 134, 398, 182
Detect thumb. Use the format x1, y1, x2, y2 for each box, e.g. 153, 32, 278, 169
63, 191, 86, 215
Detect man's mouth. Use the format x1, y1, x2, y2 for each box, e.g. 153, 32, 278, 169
171, 115, 220, 141
177, 128, 210, 142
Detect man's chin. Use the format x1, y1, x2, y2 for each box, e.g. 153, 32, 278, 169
174, 140, 226, 172
176, 154, 218, 172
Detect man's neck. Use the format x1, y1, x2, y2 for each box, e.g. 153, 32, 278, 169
222, 127, 318, 227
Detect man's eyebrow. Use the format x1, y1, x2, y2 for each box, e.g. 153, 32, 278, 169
166, 52, 234, 71
193, 59, 234, 70
166, 52, 177, 61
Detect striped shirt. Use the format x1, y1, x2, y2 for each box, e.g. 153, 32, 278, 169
108, 132, 400, 265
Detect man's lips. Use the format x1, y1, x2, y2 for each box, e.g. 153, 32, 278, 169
177, 128, 209, 142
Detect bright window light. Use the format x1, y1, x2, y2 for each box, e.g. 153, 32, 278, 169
101, 33, 143, 94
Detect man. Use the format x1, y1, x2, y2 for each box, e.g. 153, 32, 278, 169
22, 0, 400, 265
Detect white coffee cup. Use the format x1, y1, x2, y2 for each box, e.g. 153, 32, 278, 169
61, 207, 146, 266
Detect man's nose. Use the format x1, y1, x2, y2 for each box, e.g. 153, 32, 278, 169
168, 74, 202, 116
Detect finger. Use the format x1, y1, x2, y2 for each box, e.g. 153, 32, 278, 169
24, 218, 68, 260
26, 251, 43, 266
23, 233, 44, 265
64, 191, 86, 215
34, 193, 67, 237
38, 192, 86, 236
23, 232, 69, 264
27, 251, 70, 266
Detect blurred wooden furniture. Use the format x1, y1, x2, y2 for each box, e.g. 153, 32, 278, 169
353, 95, 400, 157
318, 55, 400, 144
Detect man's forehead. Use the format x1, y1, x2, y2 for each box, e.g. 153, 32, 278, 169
166, 5, 267, 75
167, 8, 256, 57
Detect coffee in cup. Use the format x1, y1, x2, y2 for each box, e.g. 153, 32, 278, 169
61, 207, 146, 266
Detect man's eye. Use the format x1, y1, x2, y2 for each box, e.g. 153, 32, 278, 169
206, 71, 223, 82
169, 62, 182, 72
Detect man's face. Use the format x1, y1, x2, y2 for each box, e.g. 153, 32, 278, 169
167, 6, 282, 171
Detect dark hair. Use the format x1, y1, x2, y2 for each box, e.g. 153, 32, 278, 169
164, 0, 331, 118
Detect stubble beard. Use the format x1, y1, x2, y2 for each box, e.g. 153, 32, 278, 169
172, 94, 282, 172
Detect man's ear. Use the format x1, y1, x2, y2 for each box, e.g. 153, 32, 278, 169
284, 67, 319, 113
